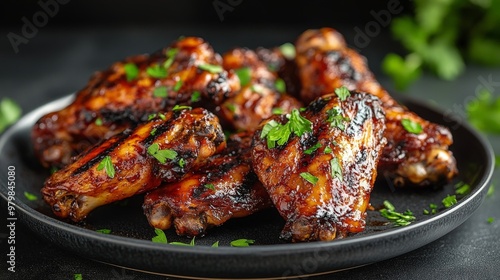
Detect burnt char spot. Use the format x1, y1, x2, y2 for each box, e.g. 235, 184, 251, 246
346, 99, 372, 137
325, 51, 360, 82
206, 72, 231, 102
307, 98, 329, 115
72, 131, 130, 176
141, 117, 177, 147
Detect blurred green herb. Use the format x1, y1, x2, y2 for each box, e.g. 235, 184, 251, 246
383, 0, 500, 90
466, 89, 500, 134
0, 98, 21, 134
442, 194, 458, 208
24, 191, 38, 201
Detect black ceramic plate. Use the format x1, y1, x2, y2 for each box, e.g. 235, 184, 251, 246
0, 95, 494, 279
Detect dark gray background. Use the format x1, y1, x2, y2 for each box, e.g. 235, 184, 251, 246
1, 1, 500, 279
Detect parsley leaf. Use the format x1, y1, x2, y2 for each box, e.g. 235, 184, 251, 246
423, 203, 438, 215
288, 109, 313, 137
96, 229, 111, 234
487, 217, 495, 224
147, 143, 177, 164
24, 191, 38, 201
225, 103, 236, 113
261, 109, 312, 149
174, 80, 183, 92
334, 86, 351, 101
0, 98, 22, 134
280, 42, 296, 60
146, 64, 167, 79
152, 228, 167, 243
96, 156, 115, 178
153, 86, 168, 98
163, 48, 178, 70
272, 107, 284, 115
172, 105, 192, 111
198, 64, 223, 73
230, 239, 255, 247
304, 142, 321, 155
327, 107, 349, 131
324, 146, 333, 154
300, 172, 318, 185
379, 200, 416, 226
275, 78, 286, 93
211, 241, 219, 247
74, 274, 83, 280
205, 183, 215, 191
235, 67, 251, 87
330, 157, 342, 181
124, 63, 139, 82
191, 91, 201, 103
442, 195, 457, 208
401, 118, 423, 134
487, 184, 495, 197
454, 181, 471, 196
178, 158, 185, 168
94, 117, 103, 126
466, 89, 500, 134
170, 237, 196, 246
381, 53, 422, 91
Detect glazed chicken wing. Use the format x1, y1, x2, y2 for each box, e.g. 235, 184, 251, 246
252, 92, 386, 242
219, 48, 302, 131
41, 108, 225, 221
33, 37, 239, 168
294, 28, 457, 186
143, 132, 272, 237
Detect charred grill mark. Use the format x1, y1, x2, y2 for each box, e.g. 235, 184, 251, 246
72, 132, 130, 176
307, 97, 329, 115
346, 99, 372, 136
141, 117, 177, 147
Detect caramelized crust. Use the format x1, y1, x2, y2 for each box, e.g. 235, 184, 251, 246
32, 37, 239, 168
143, 132, 272, 237
295, 28, 457, 186
41, 108, 225, 221
219, 48, 302, 131
252, 93, 386, 242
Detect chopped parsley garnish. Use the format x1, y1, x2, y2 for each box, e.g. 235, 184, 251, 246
442, 195, 458, 208
487, 217, 494, 224
455, 181, 471, 195
24, 191, 38, 201
324, 146, 333, 154
163, 48, 179, 70
423, 203, 438, 215
495, 155, 500, 168
0, 98, 22, 133
275, 78, 286, 93
300, 172, 318, 185
401, 118, 423, 134
95, 229, 111, 234
272, 107, 284, 115
280, 42, 296, 60
150, 127, 157, 136
379, 200, 416, 226
260, 109, 312, 149
466, 89, 500, 134
172, 105, 192, 111
335, 86, 351, 101
487, 184, 495, 197
304, 142, 321, 155
327, 107, 350, 131
198, 64, 223, 73
94, 117, 103, 126
147, 143, 177, 164
74, 274, 83, 280
191, 91, 201, 102
178, 158, 185, 168
230, 239, 255, 247
174, 80, 183, 91
251, 84, 264, 94
96, 156, 115, 178
153, 86, 168, 98
225, 103, 236, 113
330, 157, 343, 181
205, 183, 215, 191
124, 63, 139, 81
148, 113, 166, 121
235, 67, 251, 87
170, 237, 196, 246
211, 241, 219, 247
151, 228, 167, 243
146, 64, 167, 79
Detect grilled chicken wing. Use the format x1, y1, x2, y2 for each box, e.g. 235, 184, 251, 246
33, 37, 239, 168
252, 93, 386, 242
41, 108, 225, 221
295, 28, 457, 186
143, 132, 272, 237
219, 48, 302, 131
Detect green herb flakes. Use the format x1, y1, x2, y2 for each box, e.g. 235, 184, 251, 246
401, 118, 423, 134
96, 156, 115, 179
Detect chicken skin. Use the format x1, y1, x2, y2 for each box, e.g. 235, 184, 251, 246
32, 37, 239, 168
219, 48, 302, 131
294, 28, 457, 186
143, 132, 272, 237
252, 92, 386, 242
42, 108, 225, 221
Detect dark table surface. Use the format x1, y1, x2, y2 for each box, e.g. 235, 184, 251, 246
1, 25, 499, 280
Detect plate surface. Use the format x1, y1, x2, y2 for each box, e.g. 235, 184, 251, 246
0, 95, 494, 279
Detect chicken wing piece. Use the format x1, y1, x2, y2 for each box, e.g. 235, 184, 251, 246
295, 28, 457, 186
218, 48, 302, 131
252, 92, 386, 242
33, 36, 239, 168
41, 108, 226, 222
143, 132, 272, 237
